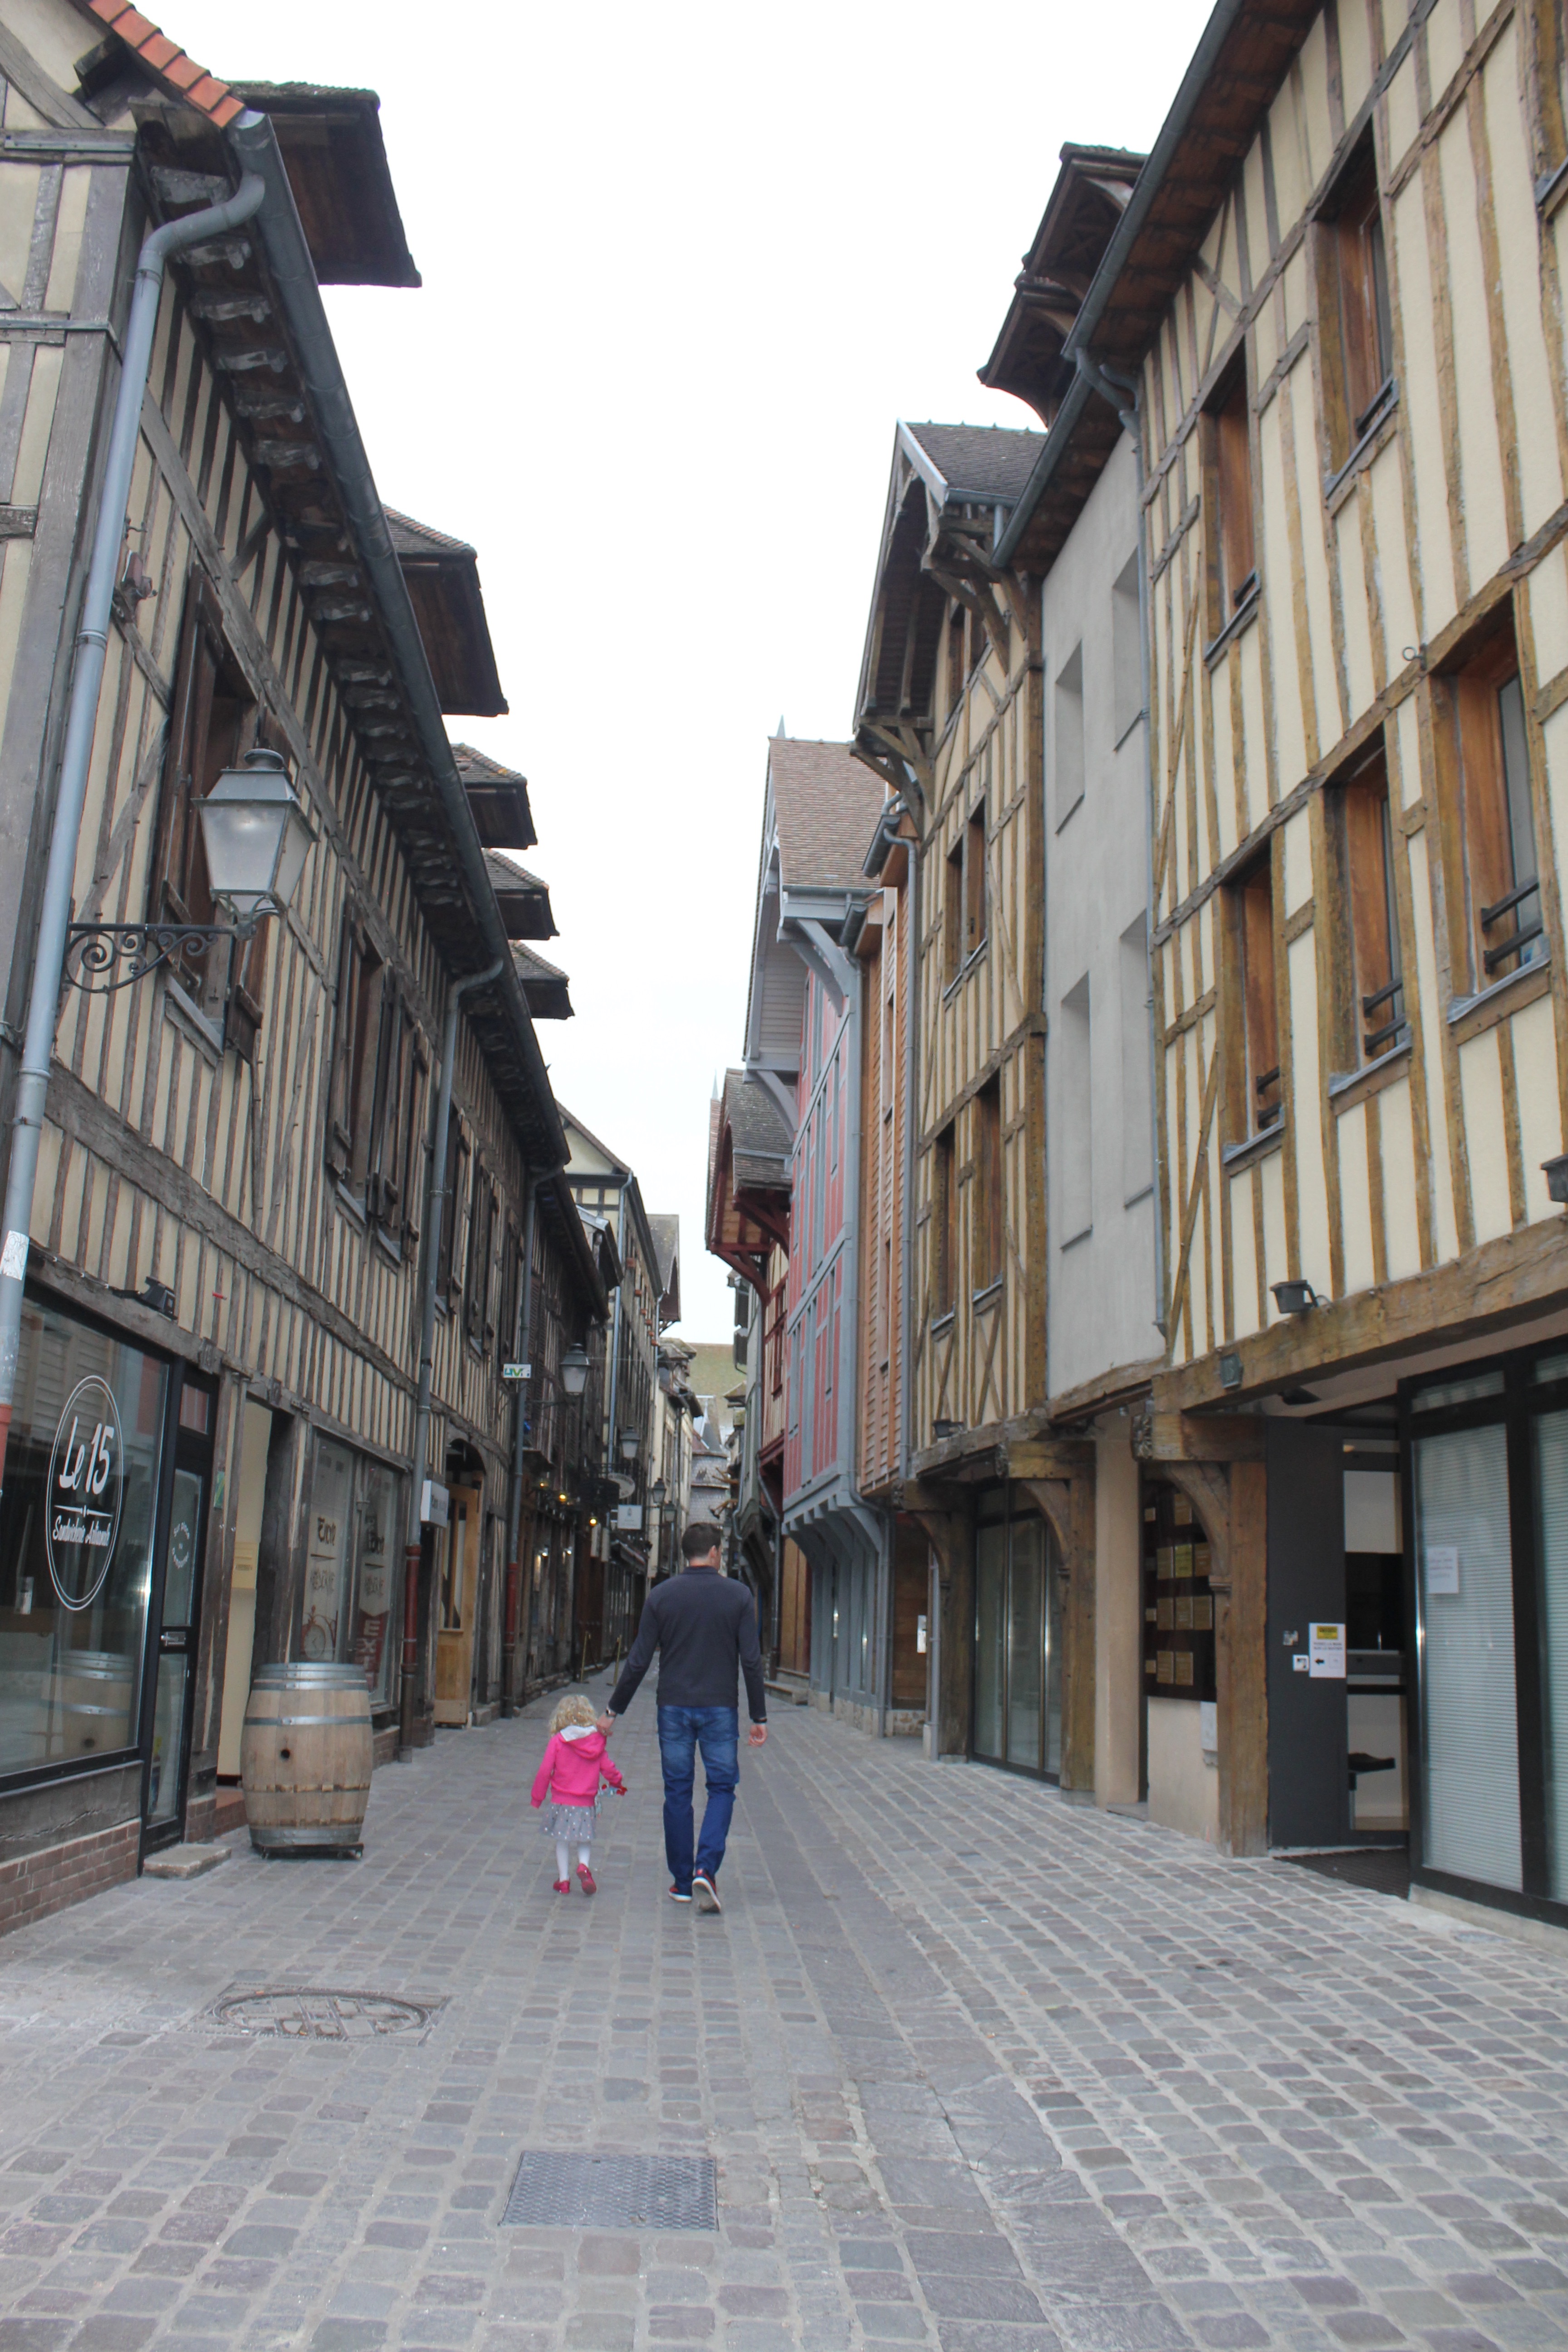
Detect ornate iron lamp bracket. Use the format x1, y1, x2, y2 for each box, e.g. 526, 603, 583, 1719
63, 921, 232, 995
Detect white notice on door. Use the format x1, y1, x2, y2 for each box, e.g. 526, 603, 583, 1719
1309, 1622, 1347, 1678
1425, 1544, 1460, 1595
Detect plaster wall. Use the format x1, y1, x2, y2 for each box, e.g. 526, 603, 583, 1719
1041, 439, 1160, 1399
1147, 1695, 1219, 1843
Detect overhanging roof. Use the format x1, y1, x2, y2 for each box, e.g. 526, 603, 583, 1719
454, 744, 535, 851
386, 509, 508, 718
230, 84, 420, 287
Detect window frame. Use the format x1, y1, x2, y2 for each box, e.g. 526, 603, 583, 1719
1226, 849, 1282, 1143
932, 1122, 956, 1320
1314, 133, 1396, 475
972, 1077, 1003, 1296
1204, 363, 1257, 639
1328, 734, 1406, 1071
1430, 610, 1546, 998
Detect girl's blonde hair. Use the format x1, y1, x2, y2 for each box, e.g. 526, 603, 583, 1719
549, 1691, 599, 1735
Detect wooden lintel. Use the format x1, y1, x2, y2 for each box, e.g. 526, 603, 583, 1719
1004, 1438, 1096, 1482
1133, 1411, 1265, 1464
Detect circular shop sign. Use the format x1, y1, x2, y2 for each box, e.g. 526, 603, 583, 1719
46, 1375, 124, 1611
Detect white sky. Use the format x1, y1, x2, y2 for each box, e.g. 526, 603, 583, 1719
165, 0, 1216, 1339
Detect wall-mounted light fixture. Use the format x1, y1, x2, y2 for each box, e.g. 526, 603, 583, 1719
560, 1342, 590, 1397
932, 1417, 965, 1441
1271, 1279, 1326, 1317
618, 1426, 642, 1465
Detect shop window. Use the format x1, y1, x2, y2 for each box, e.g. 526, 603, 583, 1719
1317, 136, 1394, 466
1433, 619, 1544, 992
299, 1436, 403, 1705
973, 1077, 1003, 1293
152, 569, 269, 1053
933, 1122, 956, 1318
1206, 365, 1256, 635
1331, 737, 1406, 1065
1229, 854, 1281, 1138
0, 1298, 170, 1782
972, 1494, 1061, 1777
1141, 1481, 1218, 1700
1054, 643, 1085, 826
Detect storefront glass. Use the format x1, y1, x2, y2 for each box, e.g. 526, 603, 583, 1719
972, 1491, 1060, 1778
299, 1436, 403, 1707
0, 1298, 168, 1779
1532, 1397, 1568, 1900
1413, 1421, 1521, 1890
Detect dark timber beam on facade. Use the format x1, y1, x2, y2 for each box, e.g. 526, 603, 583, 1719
1152, 1218, 1568, 1417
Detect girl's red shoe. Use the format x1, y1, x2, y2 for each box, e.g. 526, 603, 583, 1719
577, 1863, 597, 1895
552, 1879, 569, 1895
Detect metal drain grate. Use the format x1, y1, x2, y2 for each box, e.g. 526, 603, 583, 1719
502, 2151, 717, 2231
208, 1987, 443, 2041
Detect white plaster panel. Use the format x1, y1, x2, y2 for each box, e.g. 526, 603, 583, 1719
1511, 992, 1563, 1225
1486, 25, 1565, 537
1289, 934, 1333, 1295
1526, 545, 1568, 691
1337, 1097, 1376, 1298
1391, 180, 1458, 632
1147, 1696, 1218, 1843
1259, 397, 1308, 793
1458, 1025, 1512, 1244
1406, 830, 1460, 1261
1371, 444, 1420, 679
1230, 1169, 1259, 1340
1283, 810, 1313, 913
1260, 1142, 1288, 1311
1334, 495, 1376, 722
1438, 117, 1510, 589
1377, 1075, 1422, 1283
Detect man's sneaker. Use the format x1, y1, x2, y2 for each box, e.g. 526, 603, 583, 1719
552, 1879, 569, 1895
577, 1864, 596, 1895
692, 1871, 721, 1914
668, 1883, 692, 1903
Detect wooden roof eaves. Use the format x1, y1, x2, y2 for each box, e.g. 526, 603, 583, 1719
993, 372, 1123, 574
539, 1168, 610, 1323
1066, 0, 1320, 374
221, 112, 567, 1176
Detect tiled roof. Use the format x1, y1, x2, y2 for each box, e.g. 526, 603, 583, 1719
454, 744, 523, 784
79, 0, 245, 127
385, 507, 475, 559
768, 737, 885, 895
647, 1213, 680, 1292
904, 422, 1047, 503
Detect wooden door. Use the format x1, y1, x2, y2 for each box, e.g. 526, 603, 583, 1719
434, 1486, 480, 1725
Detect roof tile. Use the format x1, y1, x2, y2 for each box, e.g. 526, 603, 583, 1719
85, 0, 241, 127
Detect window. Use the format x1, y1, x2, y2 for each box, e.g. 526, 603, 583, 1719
944, 838, 964, 981
465, 1162, 497, 1351
325, 922, 423, 1251
1207, 367, 1256, 631
1119, 916, 1152, 1202
933, 1123, 956, 1317
1230, 857, 1281, 1137
154, 570, 266, 1050
965, 806, 987, 958
1112, 552, 1142, 742
1331, 737, 1405, 1065
1054, 643, 1084, 826
436, 1116, 469, 1297
1433, 617, 1544, 992
1318, 138, 1394, 466
1059, 975, 1092, 1243
973, 1077, 1003, 1292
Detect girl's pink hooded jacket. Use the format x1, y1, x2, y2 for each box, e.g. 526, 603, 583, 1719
531, 1725, 625, 1809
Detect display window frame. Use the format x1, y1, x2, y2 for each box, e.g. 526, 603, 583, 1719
297, 1425, 407, 1709
969, 1482, 1062, 1784
0, 1284, 190, 1803
1399, 1339, 1568, 1931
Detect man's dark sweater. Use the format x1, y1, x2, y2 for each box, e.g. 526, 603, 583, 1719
607, 1565, 767, 1721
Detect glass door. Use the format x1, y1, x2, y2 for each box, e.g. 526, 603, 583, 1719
971, 1494, 1060, 1779
142, 1384, 214, 1851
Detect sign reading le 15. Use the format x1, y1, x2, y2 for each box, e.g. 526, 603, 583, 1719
46, 1375, 124, 1612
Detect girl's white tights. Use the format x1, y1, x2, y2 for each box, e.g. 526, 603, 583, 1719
556, 1841, 593, 1879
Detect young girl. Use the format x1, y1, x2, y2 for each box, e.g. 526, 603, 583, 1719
530, 1692, 626, 1894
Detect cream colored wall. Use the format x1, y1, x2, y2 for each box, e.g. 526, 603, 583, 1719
1147, 1695, 1219, 1842
1144, 0, 1568, 1375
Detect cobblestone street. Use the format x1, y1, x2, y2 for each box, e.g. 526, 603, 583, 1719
4, 1685, 1568, 2352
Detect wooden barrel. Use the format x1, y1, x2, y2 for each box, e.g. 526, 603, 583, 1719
240, 1662, 372, 1856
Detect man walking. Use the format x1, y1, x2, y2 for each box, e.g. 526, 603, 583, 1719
598, 1521, 767, 1911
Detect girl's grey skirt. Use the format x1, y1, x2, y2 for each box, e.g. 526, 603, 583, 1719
539, 1802, 598, 1843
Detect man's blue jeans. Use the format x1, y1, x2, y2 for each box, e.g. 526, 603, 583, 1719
657, 1705, 739, 1889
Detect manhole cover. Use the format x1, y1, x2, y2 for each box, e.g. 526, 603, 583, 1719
209, 1987, 443, 2041
502, 2151, 717, 2231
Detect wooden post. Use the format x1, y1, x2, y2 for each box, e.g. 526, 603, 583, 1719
1217, 1457, 1269, 1856
1019, 1469, 1097, 1792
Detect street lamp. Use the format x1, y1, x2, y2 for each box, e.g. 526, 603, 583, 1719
618, 1426, 642, 1465
64, 746, 316, 995
197, 747, 315, 932
560, 1343, 590, 1397
650, 1478, 667, 1507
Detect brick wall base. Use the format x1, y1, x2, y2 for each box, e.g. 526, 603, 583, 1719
0, 1817, 140, 1939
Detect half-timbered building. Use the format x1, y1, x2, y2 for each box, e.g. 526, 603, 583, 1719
0, 0, 583, 1929
1070, 0, 1568, 1931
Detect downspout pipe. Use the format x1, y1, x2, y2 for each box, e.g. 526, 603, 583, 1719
1074, 348, 1168, 1338
397, 956, 501, 1761
0, 161, 268, 1486
501, 1170, 538, 1717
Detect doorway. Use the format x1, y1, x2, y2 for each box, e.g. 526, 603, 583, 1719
972, 1489, 1061, 1779
434, 1485, 480, 1725
142, 1377, 215, 1852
